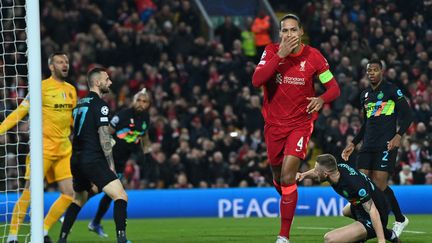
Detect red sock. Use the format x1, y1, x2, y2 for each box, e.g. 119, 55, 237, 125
273, 180, 282, 196
279, 183, 298, 238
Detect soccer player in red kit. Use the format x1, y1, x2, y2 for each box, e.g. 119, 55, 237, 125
252, 14, 340, 243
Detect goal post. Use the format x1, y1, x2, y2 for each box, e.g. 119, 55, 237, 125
26, 0, 44, 242
0, 0, 44, 242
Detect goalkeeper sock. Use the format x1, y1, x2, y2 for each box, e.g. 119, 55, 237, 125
114, 199, 128, 241
9, 189, 31, 235
279, 183, 298, 239
44, 194, 73, 232
384, 187, 405, 222
93, 193, 113, 225
59, 203, 81, 240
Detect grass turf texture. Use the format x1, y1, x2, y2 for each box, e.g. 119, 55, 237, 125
2, 215, 431, 242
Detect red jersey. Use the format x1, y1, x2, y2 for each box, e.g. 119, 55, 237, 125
252, 44, 338, 127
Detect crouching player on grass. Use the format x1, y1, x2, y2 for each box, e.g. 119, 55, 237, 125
297, 154, 400, 243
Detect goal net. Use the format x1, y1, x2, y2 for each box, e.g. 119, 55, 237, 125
1, 0, 31, 242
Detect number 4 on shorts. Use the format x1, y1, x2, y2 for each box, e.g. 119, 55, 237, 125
296, 137, 304, 152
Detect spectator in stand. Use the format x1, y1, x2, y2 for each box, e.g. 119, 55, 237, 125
3, 0, 432, 193
252, 10, 272, 62
215, 16, 241, 52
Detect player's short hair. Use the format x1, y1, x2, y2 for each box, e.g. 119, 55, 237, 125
367, 58, 383, 69
48, 52, 68, 66
280, 13, 302, 29
87, 67, 106, 87
316, 154, 337, 172
133, 88, 152, 103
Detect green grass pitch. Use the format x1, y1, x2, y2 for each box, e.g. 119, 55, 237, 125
3, 215, 431, 242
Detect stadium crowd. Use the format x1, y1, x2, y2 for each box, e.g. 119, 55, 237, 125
1, 0, 432, 191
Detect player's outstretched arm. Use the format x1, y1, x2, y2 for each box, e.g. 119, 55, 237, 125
99, 125, 115, 173
0, 99, 30, 134
362, 199, 385, 243
341, 142, 355, 161
297, 169, 318, 182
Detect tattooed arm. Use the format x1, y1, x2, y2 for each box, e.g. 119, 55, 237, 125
362, 199, 385, 243
99, 125, 115, 172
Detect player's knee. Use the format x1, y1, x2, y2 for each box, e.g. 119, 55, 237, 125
113, 190, 128, 202
280, 173, 296, 185
119, 191, 128, 202
72, 198, 85, 207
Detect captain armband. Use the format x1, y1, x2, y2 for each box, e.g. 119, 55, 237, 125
318, 70, 334, 84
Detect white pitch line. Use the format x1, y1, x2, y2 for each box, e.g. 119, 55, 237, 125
297, 227, 427, 234
403, 230, 427, 234
297, 226, 334, 230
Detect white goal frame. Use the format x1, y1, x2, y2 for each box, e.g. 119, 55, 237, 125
26, 1, 44, 242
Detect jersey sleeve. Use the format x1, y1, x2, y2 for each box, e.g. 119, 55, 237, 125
110, 112, 121, 128
257, 44, 277, 66
355, 184, 371, 204
95, 101, 110, 128
0, 95, 30, 134
251, 44, 282, 87
391, 85, 413, 135
312, 50, 334, 84
390, 85, 406, 102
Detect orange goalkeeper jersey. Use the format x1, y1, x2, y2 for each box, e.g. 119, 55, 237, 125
0, 76, 77, 155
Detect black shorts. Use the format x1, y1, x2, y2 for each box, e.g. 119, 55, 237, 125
350, 204, 389, 240
114, 158, 127, 174
71, 152, 118, 192
357, 149, 398, 173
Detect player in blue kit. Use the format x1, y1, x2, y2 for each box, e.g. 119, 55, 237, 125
298, 154, 400, 243
88, 88, 151, 237
58, 68, 131, 243
342, 59, 413, 237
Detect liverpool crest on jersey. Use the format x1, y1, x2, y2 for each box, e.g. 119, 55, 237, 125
299, 61, 306, 71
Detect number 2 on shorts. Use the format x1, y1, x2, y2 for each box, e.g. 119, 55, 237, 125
382, 151, 389, 161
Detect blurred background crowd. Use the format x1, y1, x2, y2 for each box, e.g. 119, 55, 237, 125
1, 0, 431, 191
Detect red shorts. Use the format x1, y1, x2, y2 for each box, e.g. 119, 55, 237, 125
264, 122, 314, 166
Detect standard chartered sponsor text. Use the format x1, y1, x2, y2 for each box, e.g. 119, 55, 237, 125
280, 76, 305, 85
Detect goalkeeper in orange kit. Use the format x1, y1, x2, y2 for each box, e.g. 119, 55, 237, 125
2, 52, 77, 243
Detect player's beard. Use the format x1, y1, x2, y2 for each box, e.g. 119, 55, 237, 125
100, 85, 110, 94
134, 103, 149, 112
54, 68, 68, 80
134, 105, 144, 112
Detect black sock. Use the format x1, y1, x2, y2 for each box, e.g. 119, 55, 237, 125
93, 194, 113, 225
59, 203, 81, 240
114, 199, 128, 241
384, 187, 404, 222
